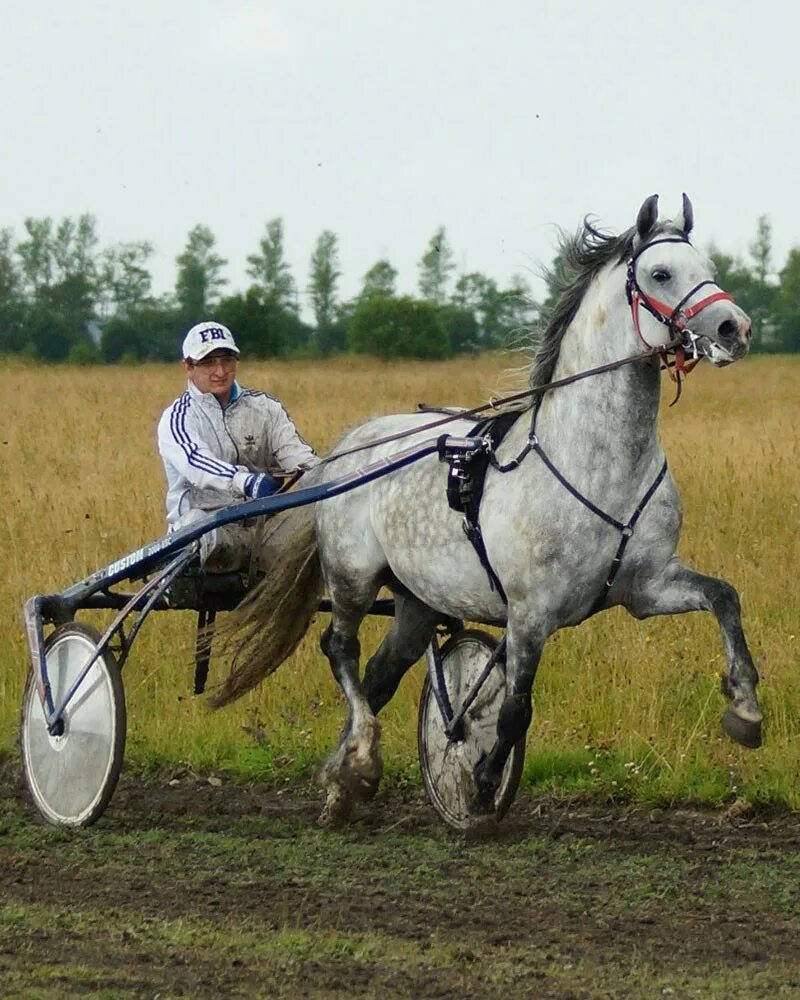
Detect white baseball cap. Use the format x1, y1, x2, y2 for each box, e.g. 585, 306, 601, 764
182, 321, 240, 362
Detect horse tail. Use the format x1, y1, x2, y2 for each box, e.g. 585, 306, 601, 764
208, 499, 322, 708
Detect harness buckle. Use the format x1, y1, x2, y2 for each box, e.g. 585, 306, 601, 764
446, 455, 473, 513
625, 260, 636, 305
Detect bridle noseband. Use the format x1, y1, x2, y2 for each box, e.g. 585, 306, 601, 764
625, 236, 735, 381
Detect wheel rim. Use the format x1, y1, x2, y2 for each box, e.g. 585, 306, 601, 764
21, 629, 122, 826
419, 633, 523, 830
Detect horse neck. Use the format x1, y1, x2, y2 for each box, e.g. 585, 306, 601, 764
528, 265, 664, 472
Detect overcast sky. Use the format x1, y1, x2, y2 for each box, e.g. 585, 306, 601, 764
1, 1, 795, 315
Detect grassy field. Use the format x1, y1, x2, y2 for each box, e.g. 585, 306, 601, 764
1, 353, 798, 807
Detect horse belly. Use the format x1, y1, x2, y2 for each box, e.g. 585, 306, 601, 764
369, 458, 507, 623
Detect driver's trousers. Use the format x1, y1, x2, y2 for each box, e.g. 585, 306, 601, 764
174, 507, 260, 574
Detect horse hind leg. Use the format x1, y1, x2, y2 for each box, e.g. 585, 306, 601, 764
318, 583, 384, 826
319, 589, 440, 825
362, 590, 442, 715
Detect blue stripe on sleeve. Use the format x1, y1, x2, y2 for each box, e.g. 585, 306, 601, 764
169, 395, 236, 479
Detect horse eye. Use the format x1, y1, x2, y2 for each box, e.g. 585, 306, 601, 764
651, 267, 671, 284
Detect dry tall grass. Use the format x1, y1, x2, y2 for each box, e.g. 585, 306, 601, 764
1, 354, 798, 804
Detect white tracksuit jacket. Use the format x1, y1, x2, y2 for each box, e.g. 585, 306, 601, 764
157, 380, 318, 527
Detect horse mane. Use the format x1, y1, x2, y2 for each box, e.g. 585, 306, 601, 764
527, 217, 680, 392
528, 220, 634, 390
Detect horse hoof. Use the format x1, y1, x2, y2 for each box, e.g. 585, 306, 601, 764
722, 708, 762, 749
468, 790, 497, 817
342, 734, 383, 801
342, 768, 381, 802
318, 785, 353, 827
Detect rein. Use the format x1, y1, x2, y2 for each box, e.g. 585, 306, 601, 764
319, 236, 731, 468
318, 338, 681, 468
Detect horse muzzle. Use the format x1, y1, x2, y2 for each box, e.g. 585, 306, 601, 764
681, 310, 751, 367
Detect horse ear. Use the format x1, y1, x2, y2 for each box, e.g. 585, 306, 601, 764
636, 194, 659, 241
675, 192, 694, 236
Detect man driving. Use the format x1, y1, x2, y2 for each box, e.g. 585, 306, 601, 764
157, 320, 318, 572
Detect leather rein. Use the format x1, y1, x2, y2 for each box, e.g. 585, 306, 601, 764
316, 232, 733, 471
317, 339, 680, 469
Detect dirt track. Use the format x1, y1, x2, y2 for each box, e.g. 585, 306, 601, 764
2, 758, 800, 998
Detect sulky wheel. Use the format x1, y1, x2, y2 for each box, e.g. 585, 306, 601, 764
20, 622, 126, 827
417, 629, 524, 831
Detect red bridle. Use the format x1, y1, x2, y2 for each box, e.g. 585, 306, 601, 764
625, 236, 734, 383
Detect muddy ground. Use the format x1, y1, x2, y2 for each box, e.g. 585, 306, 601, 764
2, 756, 800, 998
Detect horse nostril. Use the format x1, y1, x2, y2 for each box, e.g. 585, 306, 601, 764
717, 318, 739, 341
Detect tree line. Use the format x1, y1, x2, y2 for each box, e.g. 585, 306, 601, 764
0, 214, 797, 364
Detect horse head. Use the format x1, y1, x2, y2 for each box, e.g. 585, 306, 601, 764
629, 194, 751, 366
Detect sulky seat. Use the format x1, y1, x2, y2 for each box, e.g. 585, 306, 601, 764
166, 564, 251, 613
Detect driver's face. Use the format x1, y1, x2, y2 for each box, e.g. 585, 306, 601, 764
183, 350, 238, 403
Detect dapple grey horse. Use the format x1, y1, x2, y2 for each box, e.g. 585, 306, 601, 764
218, 195, 761, 825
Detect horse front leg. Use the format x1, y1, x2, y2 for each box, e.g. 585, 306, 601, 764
626, 555, 762, 748
471, 621, 544, 814
319, 617, 382, 826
